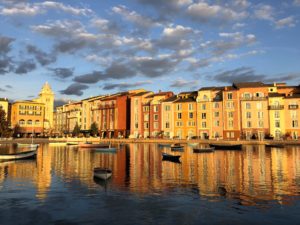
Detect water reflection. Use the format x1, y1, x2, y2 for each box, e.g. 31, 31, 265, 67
0, 143, 300, 206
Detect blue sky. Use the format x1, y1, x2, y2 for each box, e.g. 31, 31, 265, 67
0, 0, 299, 105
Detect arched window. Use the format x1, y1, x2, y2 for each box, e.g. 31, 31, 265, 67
35, 120, 40, 125
19, 119, 25, 125
27, 120, 32, 125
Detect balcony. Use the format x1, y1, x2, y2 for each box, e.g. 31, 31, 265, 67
98, 103, 116, 109
268, 105, 284, 110
241, 96, 267, 101
289, 105, 299, 110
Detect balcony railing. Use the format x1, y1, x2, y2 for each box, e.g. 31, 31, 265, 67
98, 103, 116, 109
289, 105, 299, 110
268, 105, 284, 110
241, 96, 267, 101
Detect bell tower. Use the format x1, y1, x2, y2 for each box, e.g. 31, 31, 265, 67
36, 82, 55, 131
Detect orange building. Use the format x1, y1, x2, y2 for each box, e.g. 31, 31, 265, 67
284, 95, 300, 139
11, 100, 45, 136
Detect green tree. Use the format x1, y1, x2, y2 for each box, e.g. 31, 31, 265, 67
72, 122, 81, 137
90, 122, 98, 137
0, 109, 9, 137
13, 124, 22, 138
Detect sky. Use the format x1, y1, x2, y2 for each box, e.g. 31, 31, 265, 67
0, 0, 299, 105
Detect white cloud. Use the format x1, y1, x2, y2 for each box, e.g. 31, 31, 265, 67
186, 2, 247, 23
275, 16, 296, 29
0, 1, 92, 16
254, 4, 274, 21
294, 0, 300, 6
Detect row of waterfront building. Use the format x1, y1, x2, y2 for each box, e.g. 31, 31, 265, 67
0, 81, 299, 140
54, 81, 300, 140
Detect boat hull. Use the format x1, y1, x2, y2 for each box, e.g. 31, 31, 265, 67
265, 144, 285, 148
95, 148, 117, 153
93, 168, 112, 180
209, 144, 242, 150
79, 143, 110, 148
193, 147, 215, 153
0, 150, 37, 161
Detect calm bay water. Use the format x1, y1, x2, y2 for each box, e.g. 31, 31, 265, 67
1, 143, 300, 224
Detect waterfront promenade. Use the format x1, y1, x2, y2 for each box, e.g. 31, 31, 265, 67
1, 137, 300, 146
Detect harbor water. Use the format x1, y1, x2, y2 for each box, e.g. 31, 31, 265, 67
0, 143, 300, 224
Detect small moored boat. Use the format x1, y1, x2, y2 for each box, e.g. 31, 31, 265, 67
171, 143, 184, 151
209, 144, 242, 150
0, 149, 37, 161
95, 147, 117, 153
17, 143, 39, 148
93, 168, 112, 180
158, 143, 171, 148
193, 147, 215, 153
265, 144, 285, 148
162, 153, 181, 162
66, 142, 78, 145
79, 143, 110, 148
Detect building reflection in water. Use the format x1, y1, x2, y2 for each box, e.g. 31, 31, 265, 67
0, 143, 300, 205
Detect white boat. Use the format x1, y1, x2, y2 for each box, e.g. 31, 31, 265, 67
93, 168, 112, 180
17, 143, 39, 148
0, 149, 37, 160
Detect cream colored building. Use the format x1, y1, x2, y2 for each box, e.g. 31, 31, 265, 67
34, 82, 55, 132
0, 98, 9, 119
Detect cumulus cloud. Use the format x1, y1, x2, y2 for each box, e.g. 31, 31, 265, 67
294, 0, 300, 6
275, 16, 296, 29
112, 5, 160, 33
0, 35, 14, 55
102, 80, 153, 91
26, 44, 56, 66
5, 84, 12, 88
170, 78, 198, 88
0, 87, 6, 92
48, 67, 74, 79
60, 83, 89, 96
208, 67, 300, 84
0, 58, 13, 75
186, 2, 247, 24
0, 1, 92, 16
15, 60, 36, 74
254, 4, 274, 21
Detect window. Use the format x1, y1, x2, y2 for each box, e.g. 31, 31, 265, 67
214, 120, 220, 126
214, 112, 219, 117
144, 114, 149, 121
228, 112, 234, 118
274, 111, 280, 118
258, 120, 264, 128
202, 113, 206, 119
214, 102, 219, 108
275, 121, 280, 128
228, 120, 234, 128
189, 112, 193, 119
143, 106, 149, 112
165, 122, 170, 128
135, 123, 138, 129
227, 93, 233, 99
177, 113, 182, 119
245, 103, 251, 109
176, 121, 183, 127
247, 121, 251, 128
165, 105, 171, 111
257, 102, 262, 109
176, 104, 182, 111
258, 112, 263, 119
226, 102, 234, 109
19, 119, 25, 125
202, 104, 206, 110
153, 105, 159, 112
202, 122, 206, 128
188, 121, 196, 126
154, 122, 159, 129
292, 120, 298, 128
27, 120, 32, 125
291, 111, 297, 119
188, 104, 193, 110
35, 120, 40, 125
246, 112, 251, 119
144, 122, 149, 129
154, 114, 159, 121
244, 93, 251, 99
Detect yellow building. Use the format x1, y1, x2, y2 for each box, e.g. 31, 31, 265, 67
268, 93, 286, 140
173, 92, 197, 139
64, 101, 82, 134
34, 82, 55, 131
284, 95, 300, 140
0, 98, 9, 119
161, 96, 177, 138
11, 100, 45, 136
197, 87, 223, 139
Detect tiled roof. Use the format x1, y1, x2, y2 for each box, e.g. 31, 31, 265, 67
161, 95, 178, 102
233, 82, 266, 88
173, 97, 196, 103
198, 86, 225, 91
132, 91, 152, 97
